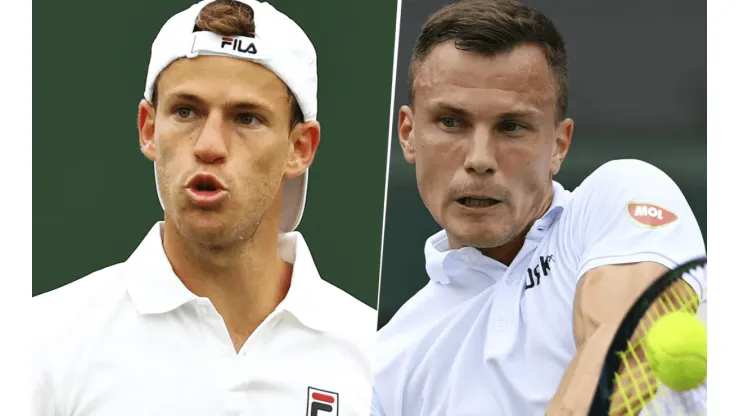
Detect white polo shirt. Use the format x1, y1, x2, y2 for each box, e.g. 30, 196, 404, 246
32, 222, 376, 416
371, 159, 707, 416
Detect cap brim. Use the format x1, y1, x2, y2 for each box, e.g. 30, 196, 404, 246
280, 169, 308, 233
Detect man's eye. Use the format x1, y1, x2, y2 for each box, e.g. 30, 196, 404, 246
440, 117, 460, 129
501, 121, 523, 132
238, 114, 257, 125
176, 107, 193, 119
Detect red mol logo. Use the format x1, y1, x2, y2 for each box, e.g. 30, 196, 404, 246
306, 387, 338, 416
627, 202, 677, 227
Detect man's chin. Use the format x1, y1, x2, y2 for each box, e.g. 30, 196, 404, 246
451, 235, 506, 250
183, 226, 232, 247
444, 219, 514, 250
172, 213, 242, 247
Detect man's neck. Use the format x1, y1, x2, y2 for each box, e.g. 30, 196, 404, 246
161, 220, 292, 352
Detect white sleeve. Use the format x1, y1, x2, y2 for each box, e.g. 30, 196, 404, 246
572, 159, 706, 300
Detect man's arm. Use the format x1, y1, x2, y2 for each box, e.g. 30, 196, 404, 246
546, 261, 698, 415
543, 160, 706, 415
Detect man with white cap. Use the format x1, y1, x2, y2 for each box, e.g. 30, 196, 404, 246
31, 1, 375, 415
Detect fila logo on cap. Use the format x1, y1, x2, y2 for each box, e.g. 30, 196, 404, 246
306, 387, 338, 416
220, 36, 257, 54
627, 202, 678, 227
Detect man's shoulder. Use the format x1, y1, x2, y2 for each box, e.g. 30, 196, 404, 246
561, 158, 704, 278
32, 263, 129, 343
375, 281, 449, 364
33, 263, 126, 307
313, 279, 377, 339
372, 280, 461, 412
565, 158, 682, 221
574, 159, 675, 198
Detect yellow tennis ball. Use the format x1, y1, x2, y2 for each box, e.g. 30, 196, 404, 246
644, 311, 707, 391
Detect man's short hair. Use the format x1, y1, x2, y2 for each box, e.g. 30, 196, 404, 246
152, 0, 304, 129
409, 0, 569, 121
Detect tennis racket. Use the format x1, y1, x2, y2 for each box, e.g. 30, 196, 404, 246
587, 256, 707, 416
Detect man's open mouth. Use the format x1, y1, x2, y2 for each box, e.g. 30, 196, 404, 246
186, 174, 226, 193
456, 197, 500, 208
192, 180, 219, 192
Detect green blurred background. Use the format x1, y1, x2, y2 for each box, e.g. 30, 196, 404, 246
32, 0, 398, 308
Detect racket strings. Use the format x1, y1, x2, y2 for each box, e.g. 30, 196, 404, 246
612, 339, 658, 414
608, 277, 703, 416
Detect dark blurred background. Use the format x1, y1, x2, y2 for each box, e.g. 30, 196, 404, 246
377, 0, 707, 328
32, 0, 399, 308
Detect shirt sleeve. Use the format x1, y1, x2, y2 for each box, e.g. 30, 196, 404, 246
572, 159, 706, 300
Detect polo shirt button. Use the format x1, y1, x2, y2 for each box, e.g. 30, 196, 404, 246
461, 254, 470, 262
196, 306, 209, 317
496, 320, 506, 331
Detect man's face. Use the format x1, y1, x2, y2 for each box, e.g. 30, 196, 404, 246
138, 56, 319, 247
399, 42, 573, 251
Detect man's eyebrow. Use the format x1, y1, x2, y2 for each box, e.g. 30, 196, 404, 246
166, 92, 205, 106
496, 108, 542, 120
431, 103, 474, 118
164, 92, 275, 114
430, 103, 542, 120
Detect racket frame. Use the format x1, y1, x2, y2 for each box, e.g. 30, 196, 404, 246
587, 256, 707, 415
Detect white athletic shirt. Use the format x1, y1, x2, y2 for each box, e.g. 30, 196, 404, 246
32, 222, 376, 416
371, 159, 707, 416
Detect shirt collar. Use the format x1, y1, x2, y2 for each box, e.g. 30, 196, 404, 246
530, 180, 569, 235
425, 181, 570, 285
123, 222, 334, 332
124, 223, 198, 315
272, 231, 334, 332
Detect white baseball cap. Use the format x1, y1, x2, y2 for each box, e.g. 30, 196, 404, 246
143, 0, 318, 233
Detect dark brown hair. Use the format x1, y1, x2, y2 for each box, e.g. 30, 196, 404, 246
152, 0, 304, 129
410, 0, 569, 121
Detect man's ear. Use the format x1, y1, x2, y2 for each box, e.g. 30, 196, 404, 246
550, 117, 574, 176
284, 120, 320, 179
398, 105, 416, 163
138, 99, 157, 162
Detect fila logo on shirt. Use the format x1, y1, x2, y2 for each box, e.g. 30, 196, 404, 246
306, 387, 338, 416
220, 37, 257, 54
627, 202, 677, 227
524, 255, 554, 291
